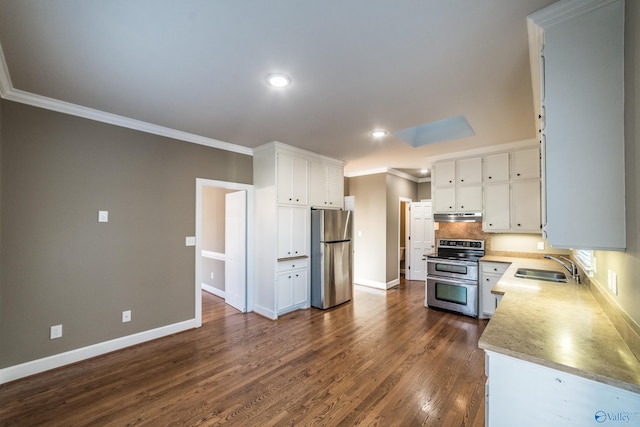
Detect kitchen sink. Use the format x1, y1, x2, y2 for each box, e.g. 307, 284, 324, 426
514, 268, 568, 283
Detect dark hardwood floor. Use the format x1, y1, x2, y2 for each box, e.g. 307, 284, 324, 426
0, 278, 488, 426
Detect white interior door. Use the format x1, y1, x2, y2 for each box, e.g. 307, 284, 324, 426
408, 201, 435, 281
225, 190, 246, 312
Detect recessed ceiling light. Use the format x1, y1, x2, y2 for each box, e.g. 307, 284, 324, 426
421, 168, 429, 175
266, 73, 291, 88
371, 130, 388, 138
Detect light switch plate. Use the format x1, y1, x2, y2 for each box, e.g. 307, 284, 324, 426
50, 324, 62, 339
185, 236, 196, 246
122, 310, 131, 323
98, 210, 109, 223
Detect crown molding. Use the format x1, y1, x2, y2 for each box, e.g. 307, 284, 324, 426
345, 167, 429, 183
0, 43, 253, 157
528, 0, 620, 28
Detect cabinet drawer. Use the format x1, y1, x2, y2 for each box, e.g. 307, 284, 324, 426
481, 262, 510, 275
277, 258, 308, 272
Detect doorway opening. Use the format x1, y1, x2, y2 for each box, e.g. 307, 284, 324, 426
195, 178, 254, 327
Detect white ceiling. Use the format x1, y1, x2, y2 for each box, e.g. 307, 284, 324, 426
0, 0, 557, 178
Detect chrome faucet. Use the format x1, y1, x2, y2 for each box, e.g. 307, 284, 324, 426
544, 255, 580, 283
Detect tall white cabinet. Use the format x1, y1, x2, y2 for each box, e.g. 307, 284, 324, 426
528, 0, 625, 250
253, 142, 345, 319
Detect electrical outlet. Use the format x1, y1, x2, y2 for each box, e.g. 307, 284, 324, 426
210, 272, 215, 280
185, 236, 196, 246
98, 210, 109, 223
122, 310, 131, 323
537, 241, 545, 250
50, 324, 63, 339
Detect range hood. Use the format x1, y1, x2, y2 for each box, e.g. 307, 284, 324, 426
434, 212, 482, 223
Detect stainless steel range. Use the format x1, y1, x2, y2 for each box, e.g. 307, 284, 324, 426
425, 239, 485, 317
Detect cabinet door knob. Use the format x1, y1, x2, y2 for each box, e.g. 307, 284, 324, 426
488, 176, 492, 179
461, 206, 464, 209
517, 223, 521, 227
517, 173, 521, 176
489, 223, 493, 226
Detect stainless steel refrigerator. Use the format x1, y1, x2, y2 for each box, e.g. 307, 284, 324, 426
311, 209, 353, 309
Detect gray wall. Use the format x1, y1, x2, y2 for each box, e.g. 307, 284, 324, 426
385, 175, 418, 283
348, 174, 387, 285
417, 181, 431, 201
347, 173, 418, 286
200, 186, 236, 292
593, 1, 640, 326
0, 100, 252, 367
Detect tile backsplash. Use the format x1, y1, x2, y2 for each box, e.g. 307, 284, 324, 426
435, 222, 569, 258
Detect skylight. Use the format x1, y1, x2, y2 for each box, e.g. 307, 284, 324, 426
393, 115, 475, 147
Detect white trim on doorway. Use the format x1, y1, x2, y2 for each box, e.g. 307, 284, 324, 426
195, 178, 254, 327
398, 197, 412, 281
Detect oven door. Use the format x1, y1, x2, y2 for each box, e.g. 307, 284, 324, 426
426, 275, 478, 317
427, 258, 478, 281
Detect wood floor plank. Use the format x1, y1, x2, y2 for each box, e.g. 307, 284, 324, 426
0, 279, 488, 426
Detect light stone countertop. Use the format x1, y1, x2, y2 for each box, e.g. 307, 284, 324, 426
478, 256, 640, 394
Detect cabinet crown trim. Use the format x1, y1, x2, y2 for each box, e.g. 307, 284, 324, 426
528, 0, 620, 29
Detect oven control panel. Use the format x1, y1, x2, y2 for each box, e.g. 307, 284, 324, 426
437, 239, 484, 250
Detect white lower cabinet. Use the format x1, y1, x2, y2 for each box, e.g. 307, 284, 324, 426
276, 264, 308, 314
485, 351, 640, 427
479, 261, 510, 318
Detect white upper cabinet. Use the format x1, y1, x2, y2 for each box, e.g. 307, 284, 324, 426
277, 153, 308, 205
433, 161, 456, 187
456, 157, 483, 185
434, 187, 456, 212
529, 0, 625, 250
483, 183, 511, 232
511, 147, 540, 180
433, 157, 483, 213
456, 186, 483, 212
511, 181, 541, 232
484, 152, 510, 183
309, 161, 344, 208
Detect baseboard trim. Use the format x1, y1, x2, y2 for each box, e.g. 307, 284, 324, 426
202, 283, 225, 299
253, 304, 277, 320
355, 277, 399, 290
0, 319, 196, 385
